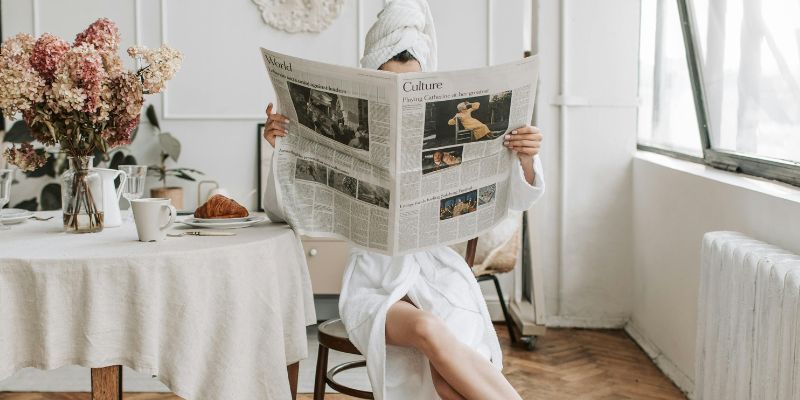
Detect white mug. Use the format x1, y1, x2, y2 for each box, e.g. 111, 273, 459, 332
131, 198, 176, 242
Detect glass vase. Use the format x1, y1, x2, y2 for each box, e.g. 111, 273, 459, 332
61, 156, 104, 233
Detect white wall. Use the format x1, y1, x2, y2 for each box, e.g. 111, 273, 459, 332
628, 152, 800, 394
532, 0, 640, 326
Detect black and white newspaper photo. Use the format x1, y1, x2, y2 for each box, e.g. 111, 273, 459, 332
262, 47, 539, 255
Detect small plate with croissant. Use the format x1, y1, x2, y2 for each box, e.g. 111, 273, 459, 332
181, 194, 268, 229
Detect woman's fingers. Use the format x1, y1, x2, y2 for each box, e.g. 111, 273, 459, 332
510, 125, 541, 135
266, 104, 289, 120
264, 102, 291, 148
265, 126, 288, 143
504, 126, 543, 157
511, 146, 540, 156
264, 127, 287, 148
505, 140, 541, 149
504, 132, 542, 142
270, 113, 289, 123
267, 119, 288, 132
265, 103, 290, 123
268, 129, 287, 141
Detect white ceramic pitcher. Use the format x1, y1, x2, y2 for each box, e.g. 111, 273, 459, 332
94, 168, 127, 228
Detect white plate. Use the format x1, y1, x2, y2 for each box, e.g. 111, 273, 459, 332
1, 208, 29, 217
191, 216, 253, 223
1, 209, 32, 224
180, 215, 268, 229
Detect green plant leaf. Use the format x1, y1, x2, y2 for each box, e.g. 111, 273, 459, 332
108, 152, 123, 168
130, 124, 140, 142
12, 197, 38, 211
5, 121, 33, 143
40, 183, 61, 210
177, 167, 204, 175
159, 132, 181, 162
147, 165, 168, 182
145, 104, 160, 130
92, 148, 105, 166
173, 170, 196, 181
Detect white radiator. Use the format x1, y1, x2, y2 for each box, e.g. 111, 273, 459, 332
697, 232, 800, 400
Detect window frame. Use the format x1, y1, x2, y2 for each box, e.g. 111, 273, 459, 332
638, 0, 800, 187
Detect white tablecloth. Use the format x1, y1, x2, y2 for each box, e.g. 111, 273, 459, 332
0, 212, 316, 400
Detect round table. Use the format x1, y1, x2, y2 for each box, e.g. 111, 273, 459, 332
0, 212, 316, 400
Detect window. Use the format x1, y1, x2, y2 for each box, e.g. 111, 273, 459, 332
638, 0, 800, 186
638, 0, 703, 158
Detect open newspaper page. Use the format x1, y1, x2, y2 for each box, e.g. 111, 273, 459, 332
394, 58, 540, 253
261, 48, 539, 256
261, 48, 398, 253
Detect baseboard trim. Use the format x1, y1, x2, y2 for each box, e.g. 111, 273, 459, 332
544, 315, 630, 329
625, 322, 695, 399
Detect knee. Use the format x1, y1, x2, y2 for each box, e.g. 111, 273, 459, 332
410, 313, 449, 356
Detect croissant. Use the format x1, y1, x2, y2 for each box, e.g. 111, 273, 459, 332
194, 194, 249, 219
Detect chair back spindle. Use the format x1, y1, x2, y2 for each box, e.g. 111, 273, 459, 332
465, 237, 479, 268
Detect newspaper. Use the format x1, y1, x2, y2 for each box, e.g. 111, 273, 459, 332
261, 48, 539, 256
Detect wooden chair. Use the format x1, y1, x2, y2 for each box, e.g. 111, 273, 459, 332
312, 238, 480, 399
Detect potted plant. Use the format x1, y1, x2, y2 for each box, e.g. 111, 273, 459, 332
0, 19, 182, 232
144, 105, 202, 209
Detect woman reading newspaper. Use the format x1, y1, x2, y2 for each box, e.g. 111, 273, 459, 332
263, 1, 544, 398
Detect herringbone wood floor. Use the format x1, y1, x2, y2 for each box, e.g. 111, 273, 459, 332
0, 326, 687, 400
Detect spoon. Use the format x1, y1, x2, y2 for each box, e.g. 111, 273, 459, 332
168, 231, 236, 237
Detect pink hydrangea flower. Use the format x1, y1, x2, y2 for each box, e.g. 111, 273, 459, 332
50, 44, 107, 113
1, 33, 35, 64
100, 72, 143, 147
128, 45, 183, 94
3, 142, 47, 172
101, 113, 140, 148
113, 72, 144, 116
74, 18, 120, 53
0, 33, 45, 116
30, 33, 70, 81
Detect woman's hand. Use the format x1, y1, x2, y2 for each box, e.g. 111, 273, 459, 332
504, 125, 543, 185
263, 103, 289, 148
503, 125, 543, 158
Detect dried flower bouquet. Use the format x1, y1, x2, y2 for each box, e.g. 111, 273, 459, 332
0, 18, 182, 231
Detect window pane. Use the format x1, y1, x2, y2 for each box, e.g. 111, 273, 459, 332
638, 0, 704, 157
693, 0, 800, 163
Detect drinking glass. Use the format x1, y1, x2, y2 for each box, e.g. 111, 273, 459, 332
0, 169, 13, 231
118, 165, 148, 222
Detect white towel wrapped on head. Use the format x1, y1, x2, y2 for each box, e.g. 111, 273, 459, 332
361, 0, 437, 72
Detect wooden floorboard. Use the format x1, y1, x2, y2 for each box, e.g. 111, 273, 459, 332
0, 326, 687, 400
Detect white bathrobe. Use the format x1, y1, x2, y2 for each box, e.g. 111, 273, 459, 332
265, 154, 545, 399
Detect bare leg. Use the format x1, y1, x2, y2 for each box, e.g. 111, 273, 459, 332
385, 300, 521, 400
430, 362, 466, 400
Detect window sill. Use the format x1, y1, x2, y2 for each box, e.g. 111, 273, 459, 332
635, 150, 800, 205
